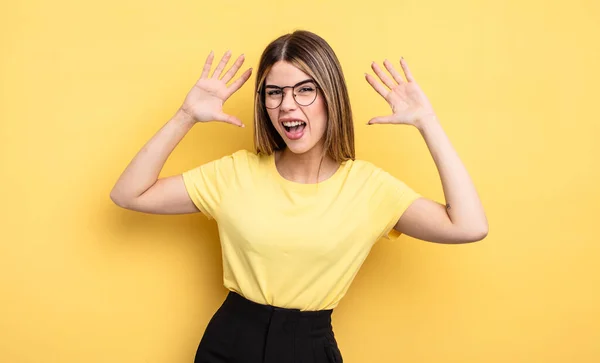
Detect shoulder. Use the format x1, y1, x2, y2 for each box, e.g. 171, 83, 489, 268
213, 149, 269, 175
347, 158, 388, 178
229, 149, 266, 167
210, 149, 259, 165
185, 149, 257, 175
347, 158, 414, 190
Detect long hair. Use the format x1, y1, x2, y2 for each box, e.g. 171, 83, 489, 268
253, 30, 355, 162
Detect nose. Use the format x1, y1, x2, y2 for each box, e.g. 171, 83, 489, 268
280, 88, 297, 111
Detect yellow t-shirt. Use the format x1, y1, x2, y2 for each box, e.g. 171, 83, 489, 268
182, 149, 421, 311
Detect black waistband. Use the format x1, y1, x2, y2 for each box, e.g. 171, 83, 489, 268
222, 290, 333, 330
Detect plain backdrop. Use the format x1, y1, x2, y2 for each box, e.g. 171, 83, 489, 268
1, 0, 599, 362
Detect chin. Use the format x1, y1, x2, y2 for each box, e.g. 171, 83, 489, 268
276, 126, 325, 155
283, 140, 321, 155
286, 145, 310, 155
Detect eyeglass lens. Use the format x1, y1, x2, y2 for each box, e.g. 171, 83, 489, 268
264, 81, 318, 109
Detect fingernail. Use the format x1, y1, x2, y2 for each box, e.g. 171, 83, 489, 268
241, 124, 245, 128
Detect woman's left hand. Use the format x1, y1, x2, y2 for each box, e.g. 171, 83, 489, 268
365, 58, 437, 128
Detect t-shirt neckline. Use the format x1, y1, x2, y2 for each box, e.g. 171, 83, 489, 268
268, 152, 346, 190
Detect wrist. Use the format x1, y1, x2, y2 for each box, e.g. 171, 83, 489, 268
173, 108, 196, 128
415, 114, 439, 132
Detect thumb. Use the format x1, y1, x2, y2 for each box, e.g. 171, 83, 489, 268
367, 115, 396, 125
215, 112, 245, 128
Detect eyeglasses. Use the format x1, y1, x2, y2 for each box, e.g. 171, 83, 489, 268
259, 79, 320, 109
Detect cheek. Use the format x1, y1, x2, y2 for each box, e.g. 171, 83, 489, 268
266, 109, 279, 127
308, 99, 328, 130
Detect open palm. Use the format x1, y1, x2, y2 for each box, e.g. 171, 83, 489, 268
180, 50, 252, 127
365, 58, 436, 126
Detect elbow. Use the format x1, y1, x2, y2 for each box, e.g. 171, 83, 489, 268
110, 189, 130, 208
465, 212, 489, 242
110, 191, 123, 207
449, 221, 488, 244
464, 223, 489, 243
473, 227, 489, 242
478, 218, 490, 240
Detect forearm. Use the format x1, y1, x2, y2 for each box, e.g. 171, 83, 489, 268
110, 109, 195, 203
417, 116, 488, 234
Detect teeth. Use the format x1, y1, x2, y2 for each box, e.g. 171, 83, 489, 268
282, 121, 305, 127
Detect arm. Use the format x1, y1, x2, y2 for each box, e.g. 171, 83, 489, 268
394, 116, 488, 243
109, 110, 199, 214
110, 50, 252, 214
366, 58, 488, 244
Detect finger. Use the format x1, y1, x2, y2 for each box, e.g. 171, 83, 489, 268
364, 73, 389, 99
211, 50, 232, 79
367, 115, 396, 125
225, 68, 253, 99
214, 112, 245, 127
384, 59, 405, 84
199, 50, 214, 80
221, 53, 245, 84
371, 61, 396, 89
400, 57, 415, 82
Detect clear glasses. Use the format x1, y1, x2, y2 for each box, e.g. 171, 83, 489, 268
259, 79, 320, 109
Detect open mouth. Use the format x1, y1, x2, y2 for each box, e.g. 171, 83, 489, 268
282, 120, 306, 133
280, 120, 306, 140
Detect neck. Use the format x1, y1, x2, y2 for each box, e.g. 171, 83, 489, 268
275, 146, 339, 184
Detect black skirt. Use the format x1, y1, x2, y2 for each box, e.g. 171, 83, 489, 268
194, 290, 343, 363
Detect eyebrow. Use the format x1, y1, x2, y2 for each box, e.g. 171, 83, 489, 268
264, 79, 315, 89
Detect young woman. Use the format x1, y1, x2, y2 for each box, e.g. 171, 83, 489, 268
110, 30, 488, 363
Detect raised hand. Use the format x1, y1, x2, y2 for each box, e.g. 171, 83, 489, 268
179, 50, 252, 127
365, 58, 437, 127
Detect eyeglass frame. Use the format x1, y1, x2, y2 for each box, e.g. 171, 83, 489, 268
257, 79, 321, 109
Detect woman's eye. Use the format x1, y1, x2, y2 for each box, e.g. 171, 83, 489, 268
298, 87, 315, 93
267, 90, 282, 96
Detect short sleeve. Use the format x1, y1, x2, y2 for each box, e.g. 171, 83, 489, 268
370, 169, 421, 240
181, 150, 246, 220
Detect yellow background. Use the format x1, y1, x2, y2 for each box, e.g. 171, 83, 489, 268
1, 0, 599, 362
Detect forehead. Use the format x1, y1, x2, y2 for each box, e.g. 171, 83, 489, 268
265, 61, 312, 86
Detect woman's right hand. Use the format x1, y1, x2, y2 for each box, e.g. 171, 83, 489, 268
179, 50, 252, 127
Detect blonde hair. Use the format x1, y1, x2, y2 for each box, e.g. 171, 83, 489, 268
253, 30, 355, 162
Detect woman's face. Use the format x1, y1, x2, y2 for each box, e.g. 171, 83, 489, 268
265, 61, 327, 155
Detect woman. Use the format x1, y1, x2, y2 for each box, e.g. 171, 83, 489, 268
110, 30, 488, 363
